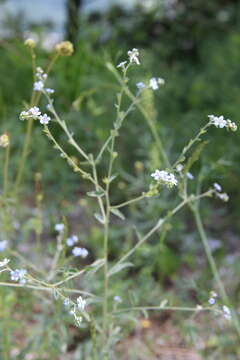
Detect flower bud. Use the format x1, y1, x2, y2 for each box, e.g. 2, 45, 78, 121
0, 134, 9, 148
55, 41, 74, 56
24, 38, 36, 49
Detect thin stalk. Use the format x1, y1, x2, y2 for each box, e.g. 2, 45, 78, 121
3, 143, 10, 198
192, 206, 240, 337
111, 194, 145, 209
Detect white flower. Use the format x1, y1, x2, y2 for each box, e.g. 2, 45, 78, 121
213, 183, 222, 192
151, 169, 178, 187
208, 115, 227, 128
39, 114, 51, 125
0, 258, 10, 267
223, 305, 231, 320
187, 172, 194, 180
127, 48, 140, 65
55, 223, 64, 232
10, 269, 27, 284
66, 235, 78, 247
45, 88, 55, 94
208, 297, 215, 305
114, 295, 122, 303
72, 247, 88, 258
34, 81, 44, 91
149, 77, 165, 90
217, 192, 229, 202
28, 106, 41, 117
77, 296, 86, 311
136, 82, 145, 89
117, 61, 127, 69
0, 240, 8, 252
176, 164, 184, 172
64, 298, 70, 307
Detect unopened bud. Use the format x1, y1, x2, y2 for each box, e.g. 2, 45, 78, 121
55, 41, 74, 56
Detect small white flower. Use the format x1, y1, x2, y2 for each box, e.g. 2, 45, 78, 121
28, 106, 41, 117
187, 172, 194, 180
223, 305, 231, 320
149, 77, 165, 90
64, 298, 70, 307
117, 61, 127, 69
39, 114, 51, 125
45, 88, 55, 94
55, 223, 64, 232
114, 295, 122, 303
77, 296, 86, 311
0, 240, 8, 252
213, 183, 222, 192
0, 258, 10, 267
72, 247, 88, 258
136, 82, 145, 89
217, 192, 229, 202
66, 235, 78, 247
34, 81, 44, 91
127, 48, 140, 65
176, 164, 184, 172
208, 297, 215, 305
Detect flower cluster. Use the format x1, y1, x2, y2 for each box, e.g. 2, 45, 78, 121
136, 77, 165, 91
208, 290, 218, 305
72, 246, 88, 258
20, 106, 51, 125
222, 305, 231, 320
151, 169, 178, 187
0, 258, 10, 267
127, 48, 140, 65
10, 269, 27, 284
64, 295, 86, 326
208, 115, 237, 131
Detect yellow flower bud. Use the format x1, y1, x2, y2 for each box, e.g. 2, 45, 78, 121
55, 41, 74, 56
0, 134, 9, 148
24, 38, 36, 49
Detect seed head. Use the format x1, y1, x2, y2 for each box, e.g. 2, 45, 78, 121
55, 41, 74, 56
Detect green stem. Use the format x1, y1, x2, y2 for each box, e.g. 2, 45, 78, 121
192, 206, 240, 337
3, 143, 10, 198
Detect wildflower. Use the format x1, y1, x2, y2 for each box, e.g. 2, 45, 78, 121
29, 106, 41, 117
114, 295, 122, 303
0, 240, 8, 252
55, 223, 64, 232
24, 38, 36, 48
127, 48, 140, 65
151, 169, 178, 187
208, 298, 216, 305
39, 114, 51, 125
72, 247, 88, 258
0, 134, 9, 148
77, 296, 86, 311
223, 305, 231, 320
64, 298, 70, 307
66, 235, 78, 247
176, 164, 184, 172
213, 183, 222, 192
45, 88, 55, 94
136, 82, 145, 89
217, 192, 229, 202
34, 80, 44, 91
0, 258, 10, 267
55, 41, 74, 56
117, 61, 127, 69
187, 172, 194, 180
10, 269, 27, 284
149, 77, 165, 90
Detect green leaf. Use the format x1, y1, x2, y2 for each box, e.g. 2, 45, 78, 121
87, 190, 105, 198
110, 208, 125, 220
108, 262, 133, 277
185, 140, 208, 173
94, 212, 105, 224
